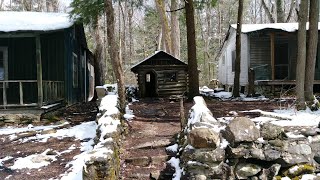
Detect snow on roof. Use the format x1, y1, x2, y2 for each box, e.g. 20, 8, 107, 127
231, 22, 320, 33
0, 11, 74, 32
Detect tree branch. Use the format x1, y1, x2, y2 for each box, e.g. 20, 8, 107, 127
261, 0, 275, 23
285, 0, 295, 23
166, 6, 185, 12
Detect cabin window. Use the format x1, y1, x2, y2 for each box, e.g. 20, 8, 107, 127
73, 53, 78, 88
0, 51, 4, 80
165, 72, 177, 82
0, 47, 8, 81
222, 55, 225, 65
146, 74, 151, 82
232, 50, 236, 72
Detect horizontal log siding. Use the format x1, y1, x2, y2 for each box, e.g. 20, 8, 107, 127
157, 70, 187, 96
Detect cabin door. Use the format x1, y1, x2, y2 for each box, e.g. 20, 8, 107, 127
145, 71, 157, 97
274, 43, 289, 79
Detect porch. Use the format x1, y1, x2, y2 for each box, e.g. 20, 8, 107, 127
0, 80, 64, 109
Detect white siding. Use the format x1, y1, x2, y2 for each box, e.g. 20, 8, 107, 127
217, 28, 250, 86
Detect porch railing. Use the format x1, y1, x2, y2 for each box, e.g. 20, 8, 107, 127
0, 80, 64, 108
43, 81, 64, 103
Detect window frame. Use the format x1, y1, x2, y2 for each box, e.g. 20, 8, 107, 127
164, 71, 178, 82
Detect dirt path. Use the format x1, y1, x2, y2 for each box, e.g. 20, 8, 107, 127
120, 97, 281, 179
120, 98, 191, 179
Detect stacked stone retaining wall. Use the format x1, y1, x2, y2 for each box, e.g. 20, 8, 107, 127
178, 96, 320, 179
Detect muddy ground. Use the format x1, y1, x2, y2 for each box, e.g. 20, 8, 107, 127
0, 97, 282, 179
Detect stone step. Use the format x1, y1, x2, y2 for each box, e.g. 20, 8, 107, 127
125, 155, 169, 166
131, 139, 172, 149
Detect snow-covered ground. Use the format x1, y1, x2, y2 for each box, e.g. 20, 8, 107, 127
0, 84, 135, 180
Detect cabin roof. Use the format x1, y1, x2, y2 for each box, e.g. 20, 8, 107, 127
131, 50, 187, 72
231, 22, 320, 33
0, 11, 74, 32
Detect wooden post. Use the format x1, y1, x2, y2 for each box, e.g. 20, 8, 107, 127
248, 68, 255, 96
19, 82, 23, 105
3, 82, 6, 108
270, 32, 275, 93
180, 96, 185, 130
36, 35, 43, 107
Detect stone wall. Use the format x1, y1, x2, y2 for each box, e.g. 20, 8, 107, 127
82, 94, 122, 180
178, 96, 320, 179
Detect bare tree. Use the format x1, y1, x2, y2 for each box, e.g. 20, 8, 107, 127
104, 0, 126, 113
155, 0, 172, 54
233, 0, 243, 97
185, 0, 199, 98
170, 0, 180, 58
296, 0, 308, 109
261, 0, 295, 23
305, 0, 319, 104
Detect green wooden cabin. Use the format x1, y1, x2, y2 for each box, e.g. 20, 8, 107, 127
0, 11, 94, 111
131, 51, 188, 98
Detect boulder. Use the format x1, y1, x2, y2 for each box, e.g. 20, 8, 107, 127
235, 163, 261, 179
264, 149, 281, 161
261, 122, 284, 140
188, 128, 220, 149
310, 143, 320, 163
287, 144, 312, 155
223, 117, 260, 145
187, 96, 218, 129
192, 148, 225, 164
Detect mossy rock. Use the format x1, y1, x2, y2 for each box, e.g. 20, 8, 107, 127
283, 164, 315, 178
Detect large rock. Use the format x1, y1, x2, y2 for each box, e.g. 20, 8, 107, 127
310, 143, 320, 163
192, 148, 225, 164
187, 96, 218, 129
261, 122, 284, 140
223, 117, 260, 145
188, 128, 220, 149
235, 163, 261, 179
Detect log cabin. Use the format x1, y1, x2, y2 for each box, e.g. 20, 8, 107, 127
131, 51, 188, 98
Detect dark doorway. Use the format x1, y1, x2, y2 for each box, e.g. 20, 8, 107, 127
275, 43, 289, 79
145, 71, 157, 97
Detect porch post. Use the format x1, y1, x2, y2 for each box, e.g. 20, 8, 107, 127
270, 32, 275, 93
270, 32, 275, 81
36, 35, 43, 107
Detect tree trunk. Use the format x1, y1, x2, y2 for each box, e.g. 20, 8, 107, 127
305, 0, 319, 103
155, 0, 172, 54
285, 0, 295, 23
233, 0, 243, 98
276, 0, 285, 22
261, 0, 275, 23
170, 0, 180, 58
128, 5, 133, 65
296, 0, 308, 109
93, 18, 105, 87
104, 0, 126, 113
185, 0, 199, 99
